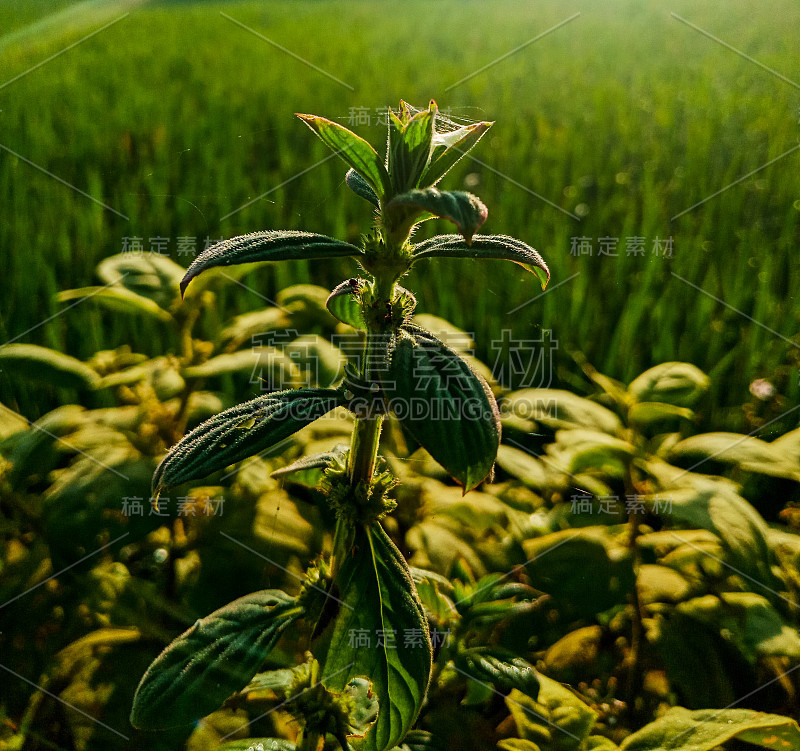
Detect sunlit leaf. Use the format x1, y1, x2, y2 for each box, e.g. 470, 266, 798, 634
57, 286, 174, 321
96, 252, 185, 309
419, 121, 492, 187
297, 113, 391, 198
620, 707, 800, 751
628, 362, 709, 407
0, 343, 100, 390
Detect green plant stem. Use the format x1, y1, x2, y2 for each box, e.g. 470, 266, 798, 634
348, 413, 383, 486
624, 462, 645, 718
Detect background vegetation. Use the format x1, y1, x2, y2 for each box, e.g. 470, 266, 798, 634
1, 1, 799, 750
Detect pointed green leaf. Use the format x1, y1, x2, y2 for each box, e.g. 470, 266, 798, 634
419, 121, 492, 187
0, 344, 100, 390
388, 101, 435, 193
131, 590, 302, 729
346, 167, 380, 207
322, 523, 432, 751
297, 113, 391, 198
387, 189, 487, 244
180, 231, 363, 296
152, 388, 346, 493
412, 234, 550, 290
620, 707, 800, 751
327, 278, 367, 330
380, 326, 500, 492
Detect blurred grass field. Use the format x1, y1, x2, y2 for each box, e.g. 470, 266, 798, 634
1, 0, 799, 427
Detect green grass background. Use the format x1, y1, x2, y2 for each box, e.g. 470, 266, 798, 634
1, 0, 799, 427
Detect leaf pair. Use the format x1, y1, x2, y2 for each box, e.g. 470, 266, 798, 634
179, 229, 549, 301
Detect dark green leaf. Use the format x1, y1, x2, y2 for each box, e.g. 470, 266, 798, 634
619, 707, 800, 751
152, 388, 345, 493
412, 234, 549, 290
346, 167, 380, 207
327, 278, 367, 330
380, 327, 500, 492
523, 528, 635, 618
0, 344, 100, 390
455, 649, 539, 697
297, 113, 391, 198
322, 523, 432, 751
387, 189, 487, 243
130, 590, 302, 729
419, 121, 492, 187
180, 231, 363, 296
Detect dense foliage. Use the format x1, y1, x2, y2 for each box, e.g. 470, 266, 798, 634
2, 99, 799, 750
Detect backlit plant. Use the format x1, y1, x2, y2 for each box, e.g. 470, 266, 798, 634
129, 100, 549, 750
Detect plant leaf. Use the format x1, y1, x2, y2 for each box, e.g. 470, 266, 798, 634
180, 231, 363, 296
412, 234, 549, 290
297, 114, 391, 198
130, 590, 302, 729
380, 326, 500, 492
321, 523, 432, 751
152, 388, 345, 494
327, 278, 367, 330
667, 432, 800, 481
0, 344, 100, 390
346, 167, 380, 207
271, 446, 348, 486
619, 707, 800, 751
455, 649, 539, 697
56, 286, 175, 321
387, 189, 487, 243
505, 675, 597, 751
218, 741, 296, 751
419, 121, 492, 187
96, 252, 185, 309
628, 362, 709, 407
388, 101, 435, 193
